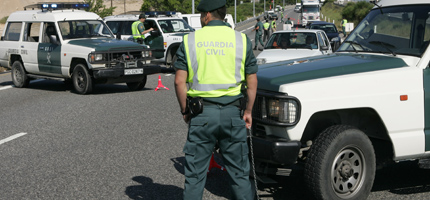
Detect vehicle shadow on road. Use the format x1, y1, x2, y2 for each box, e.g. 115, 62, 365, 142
372, 160, 430, 195
124, 176, 183, 200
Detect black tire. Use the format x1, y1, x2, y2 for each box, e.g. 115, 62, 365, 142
167, 54, 178, 69
126, 75, 147, 91
72, 64, 93, 94
304, 125, 376, 200
11, 61, 30, 88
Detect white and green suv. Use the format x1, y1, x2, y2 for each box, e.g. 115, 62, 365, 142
0, 3, 159, 94
251, 0, 430, 199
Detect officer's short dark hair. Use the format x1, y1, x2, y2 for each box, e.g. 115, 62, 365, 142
256, 18, 260, 22
139, 14, 146, 19
209, 6, 226, 20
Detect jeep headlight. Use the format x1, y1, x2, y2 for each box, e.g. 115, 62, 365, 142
266, 99, 298, 123
89, 53, 104, 62
254, 93, 301, 126
257, 58, 266, 65
142, 50, 152, 58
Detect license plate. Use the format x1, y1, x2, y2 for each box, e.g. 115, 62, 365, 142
124, 68, 143, 75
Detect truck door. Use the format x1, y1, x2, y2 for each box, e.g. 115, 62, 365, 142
38, 22, 61, 74
144, 20, 164, 59
21, 22, 41, 73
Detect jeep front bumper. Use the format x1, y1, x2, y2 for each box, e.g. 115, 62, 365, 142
250, 135, 301, 166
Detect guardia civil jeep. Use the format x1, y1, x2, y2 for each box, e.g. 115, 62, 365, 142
104, 11, 194, 68
250, 0, 430, 199
0, 3, 159, 94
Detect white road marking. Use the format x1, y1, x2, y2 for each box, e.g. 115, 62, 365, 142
0, 132, 27, 145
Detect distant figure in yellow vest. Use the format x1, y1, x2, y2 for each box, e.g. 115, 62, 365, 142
271, 18, 277, 33
131, 14, 153, 44
263, 20, 270, 42
341, 17, 348, 38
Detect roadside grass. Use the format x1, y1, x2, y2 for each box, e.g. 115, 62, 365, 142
321, 2, 343, 30
0, 16, 7, 24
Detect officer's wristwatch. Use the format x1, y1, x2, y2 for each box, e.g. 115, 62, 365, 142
181, 108, 190, 115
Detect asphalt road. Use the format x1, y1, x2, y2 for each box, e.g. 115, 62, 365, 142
1, 6, 430, 200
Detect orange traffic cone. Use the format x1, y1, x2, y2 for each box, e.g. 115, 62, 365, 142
154, 75, 169, 91
207, 153, 226, 173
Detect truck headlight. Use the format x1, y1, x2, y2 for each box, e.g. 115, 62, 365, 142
142, 50, 152, 58
257, 58, 266, 65
89, 53, 104, 62
267, 99, 299, 123
253, 91, 301, 126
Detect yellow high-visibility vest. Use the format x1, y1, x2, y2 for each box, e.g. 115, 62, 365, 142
183, 26, 247, 98
132, 21, 145, 39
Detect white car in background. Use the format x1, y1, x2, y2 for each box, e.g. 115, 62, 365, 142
256, 29, 332, 64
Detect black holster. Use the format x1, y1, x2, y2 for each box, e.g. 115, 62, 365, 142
188, 97, 203, 116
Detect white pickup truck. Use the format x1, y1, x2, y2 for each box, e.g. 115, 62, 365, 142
251, 0, 430, 199
0, 3, 160, 94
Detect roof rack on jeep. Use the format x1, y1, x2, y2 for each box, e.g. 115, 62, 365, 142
119, 11, 178, 17
24, 2, 89, 11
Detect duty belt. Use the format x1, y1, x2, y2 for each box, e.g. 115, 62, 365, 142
202, 99, 241, 107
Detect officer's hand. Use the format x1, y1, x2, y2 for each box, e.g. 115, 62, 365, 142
183, 114, 191, 124
243, 110, 252, 129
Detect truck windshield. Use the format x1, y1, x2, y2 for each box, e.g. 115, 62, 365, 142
58, 20, 114, 39
157, 19, 194, 33
338, 5, 430, 57
303, 6, 319, 13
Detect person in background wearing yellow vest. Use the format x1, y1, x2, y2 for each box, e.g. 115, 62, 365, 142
174, 0, 258, 199
263, 19, 270, 42
131, 14, 153, 44
271, 17, 277, 33
341, 17, 348, 38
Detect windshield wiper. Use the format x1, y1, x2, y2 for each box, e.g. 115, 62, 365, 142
369, 41, 396, 56
342, 41, 362, 53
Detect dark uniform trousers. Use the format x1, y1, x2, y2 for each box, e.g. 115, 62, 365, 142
183, 102, 253, 199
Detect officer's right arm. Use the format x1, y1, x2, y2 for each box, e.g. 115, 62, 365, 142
174, 43, 190, 122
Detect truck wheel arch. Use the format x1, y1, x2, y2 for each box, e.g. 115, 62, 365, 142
69, 58, 89, 76
301, 108, 394, 167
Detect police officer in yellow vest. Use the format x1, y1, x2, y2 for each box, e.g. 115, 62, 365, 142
174, 0, 258, 199
131, 14, 153, 44
263, 20, 270, 42
341, 17, 348, 37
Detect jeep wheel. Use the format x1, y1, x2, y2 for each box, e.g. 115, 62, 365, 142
11, 61, 30, 88
72, 64, 93, 94
126, 75, 147, 91
304, 125, 376, 200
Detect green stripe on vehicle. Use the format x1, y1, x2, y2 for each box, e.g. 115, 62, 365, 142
423, 68, 430, 151
257, 53, 408, 91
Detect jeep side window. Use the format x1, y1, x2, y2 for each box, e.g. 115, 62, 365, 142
43, 22, 60, 45
120, 21, 134, 35
24, 22, 41, 42
4, 22, 22, 41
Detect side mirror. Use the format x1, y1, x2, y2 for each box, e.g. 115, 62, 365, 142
321, 45, 329, 51
116, 32, 122, 40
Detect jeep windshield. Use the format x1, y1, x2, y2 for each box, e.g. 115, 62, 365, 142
338, 5, 430, 57
58, 20, 114, 40
157, 19, 193, 33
